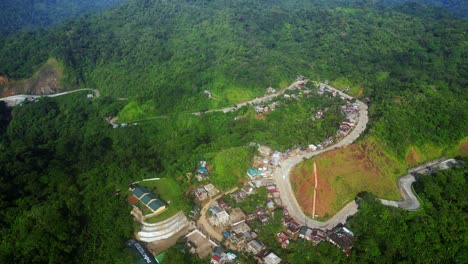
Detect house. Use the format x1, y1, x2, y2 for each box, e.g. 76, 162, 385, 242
204, 183, 220, 197
266, 87, 276, 94
242, 184, 255, 195
276, 231, 290, 248
266, 185, 278, 193
196, 166, 210, 181
217, 198, 230, 210
256, 250, 282, 264
256, 207, 267, 216
229, 232, 248, 249
327, 225, 354, 256
308, 144, 317, 151
271, 151, 282, 164
246, 240, 264, 255
229, 208, 246, 225
255, 178, 275, 187
246, 212, 256, 222
287, 221, 301, 236
266, 199, 275, 210
210, 210, 230, 226
231, 220, 250, 234
194, 188, 208, 201
130, 186, 167, 215
299, 226, 327, 245
258, 214, 270, 224
209, 205, 222, 215
211, 246, 231, 264
247, 168, 264, 179
185, 229, 218, 258
211, 255, 222, 264
232, 190, 248, 202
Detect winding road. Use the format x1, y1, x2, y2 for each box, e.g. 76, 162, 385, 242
8, 81, 457, 233
269, 84, 458, 229
0, 88, 100, 107
271, 83, 368, 230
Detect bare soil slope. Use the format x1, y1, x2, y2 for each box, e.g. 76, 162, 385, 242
291, 140, 405, 220
0, 58, 63, 97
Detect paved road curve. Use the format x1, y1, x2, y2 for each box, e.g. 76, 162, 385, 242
271, 84, 458, 229
272, 84, 368, 230
380, 158, 458, 210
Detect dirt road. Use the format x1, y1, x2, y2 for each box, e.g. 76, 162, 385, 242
197, 187, 238, 242
195, 80, 305, 115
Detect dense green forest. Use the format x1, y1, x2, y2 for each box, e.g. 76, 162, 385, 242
1, 0, 466, 157
0, 0, 126, 36
381, 0, 468, 18
0, 0, 467, 263
348, 166, 467, 263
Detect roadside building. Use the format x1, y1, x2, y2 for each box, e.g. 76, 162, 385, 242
194, 187, 208, 201
209, 210, 230, 226
130, 186, 167, 215
327, 225, 354, 256
204, 183, 220, 197
299, 226, 327, 245
185, 229, 218, 259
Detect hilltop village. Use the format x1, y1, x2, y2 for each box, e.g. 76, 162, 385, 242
126, 80, 362, 263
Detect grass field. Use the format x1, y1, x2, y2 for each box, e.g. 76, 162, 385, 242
291, 139, 406, 220
206, 146, 254, 190
330, 77, 364, 98
117, 100, 159, 122
136, 178, 191, 223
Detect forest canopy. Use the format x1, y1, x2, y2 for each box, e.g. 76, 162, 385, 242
0, 0, 467, 263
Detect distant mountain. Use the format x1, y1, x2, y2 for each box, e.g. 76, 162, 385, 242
378, 0, 467, 18
0, 0, 127, 36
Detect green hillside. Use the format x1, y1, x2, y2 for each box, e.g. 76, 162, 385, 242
1, 0, 466, 156
0, 0, 467, 263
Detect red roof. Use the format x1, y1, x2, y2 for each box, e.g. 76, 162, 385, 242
212, 255, 221, 262
127, 195, 139, 205
266, 185, 278, 193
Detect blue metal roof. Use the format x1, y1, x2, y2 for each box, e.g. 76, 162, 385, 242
148, 199, 166, 211
133, 187, 149, 198
140, 193, 157, 205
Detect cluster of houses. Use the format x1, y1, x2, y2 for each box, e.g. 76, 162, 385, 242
254, 101, 280, 115
337, 102, 360, 136
227, 205, 283, 264
275, 209, 355, 256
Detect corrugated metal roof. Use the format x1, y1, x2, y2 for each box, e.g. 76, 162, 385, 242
148, 199, 166, 211
133, 187, 149, 198
140, 193, 157, 205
